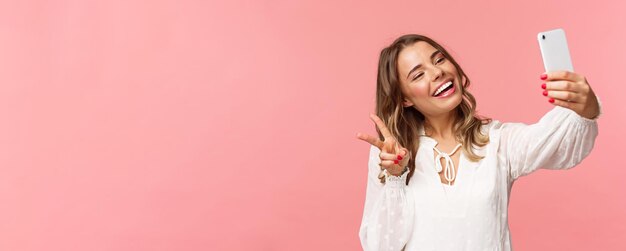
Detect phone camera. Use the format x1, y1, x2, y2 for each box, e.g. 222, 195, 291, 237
542, 35, 546, 40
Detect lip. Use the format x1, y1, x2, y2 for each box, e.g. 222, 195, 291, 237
432, 78, 454, 96
433, 84, 456, 98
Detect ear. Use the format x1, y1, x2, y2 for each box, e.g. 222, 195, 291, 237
402, 98, 414, 108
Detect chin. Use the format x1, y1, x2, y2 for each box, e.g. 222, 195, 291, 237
445, 93, 463, 110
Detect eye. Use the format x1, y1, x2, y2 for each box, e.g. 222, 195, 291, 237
412, 72, 424, 81
435, 57, 445, 64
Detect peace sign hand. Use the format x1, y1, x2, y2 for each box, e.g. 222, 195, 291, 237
356, 114, 410, 177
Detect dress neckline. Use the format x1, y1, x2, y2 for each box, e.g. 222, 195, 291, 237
433, 143, 463, 186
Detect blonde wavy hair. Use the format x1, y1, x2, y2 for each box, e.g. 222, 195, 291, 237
375, 34, 492, 185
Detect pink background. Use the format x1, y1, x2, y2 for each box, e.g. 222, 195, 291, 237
0, 0, 624, 250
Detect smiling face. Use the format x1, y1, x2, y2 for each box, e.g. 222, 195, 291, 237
396, 41, 463, 117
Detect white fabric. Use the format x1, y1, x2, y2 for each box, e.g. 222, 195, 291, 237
441, 183, 456, 197
359, 98, 601, 251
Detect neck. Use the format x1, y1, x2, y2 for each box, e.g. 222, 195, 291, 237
424, 110, 457, 140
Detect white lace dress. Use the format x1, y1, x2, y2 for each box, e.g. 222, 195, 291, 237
359, 99, 602, 251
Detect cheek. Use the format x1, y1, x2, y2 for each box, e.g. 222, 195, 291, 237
445, 64, 460, 78
409, 84, 430, 97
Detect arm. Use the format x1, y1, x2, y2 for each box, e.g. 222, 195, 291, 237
359, 145, 414, 251
499, 95, 602, 181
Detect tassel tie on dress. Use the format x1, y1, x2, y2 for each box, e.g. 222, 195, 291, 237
433, 143, 463, 186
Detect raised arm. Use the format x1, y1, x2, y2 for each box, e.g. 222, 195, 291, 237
356, 114, 415, 250
499, 71, 601, 181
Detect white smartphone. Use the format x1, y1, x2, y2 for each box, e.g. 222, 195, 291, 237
537, 28, 574, 72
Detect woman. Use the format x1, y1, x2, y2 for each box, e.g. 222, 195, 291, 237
355, 34, 602, 251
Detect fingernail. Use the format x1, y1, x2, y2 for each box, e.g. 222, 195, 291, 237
540, 74, 547, 80
549, 98, 555, 103
541, 83, 546, 89
394, 160, 399, 164
397, 155, 403, 160
542, 90, 548, 96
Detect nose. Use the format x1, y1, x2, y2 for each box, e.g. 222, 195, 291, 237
430, 65, 444, 82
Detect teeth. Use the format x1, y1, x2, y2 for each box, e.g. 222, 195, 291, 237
434, 81, 453, 96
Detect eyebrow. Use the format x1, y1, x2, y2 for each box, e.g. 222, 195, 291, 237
406, 50, 442, 80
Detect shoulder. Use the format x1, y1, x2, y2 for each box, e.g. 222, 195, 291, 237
481, 118, 527, 136
480, 119, 503, 135
480, 119, 522, 147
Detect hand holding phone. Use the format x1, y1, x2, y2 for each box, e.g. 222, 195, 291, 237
536, 28, 600, 119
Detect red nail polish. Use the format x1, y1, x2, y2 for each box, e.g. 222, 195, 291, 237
543, 90, 548, 96
541, 83, 546, 89
549, 98, 555, 103
394, 160, 399, 164
540, 74, 547, 80
397, 155, 403, 160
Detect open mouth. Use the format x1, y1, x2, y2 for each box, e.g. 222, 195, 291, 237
433, 80, 455, 97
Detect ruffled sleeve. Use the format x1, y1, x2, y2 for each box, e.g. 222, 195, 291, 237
359, 145, 415, 251
496, 96, 602, 181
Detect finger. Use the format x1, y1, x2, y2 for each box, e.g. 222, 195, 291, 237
380, 160, 400, 168
544, 80, 583, 93
379, 152, 403, 161
549, 97, 582, 110
542, 70, 584, 82
369, 113, 393, 139
399, 147, 409, 158
545, 90, 582, 103
356, 132, 384, 149
393, 145, 409, 159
